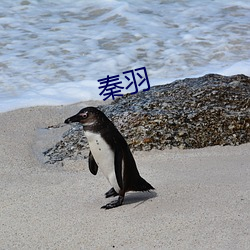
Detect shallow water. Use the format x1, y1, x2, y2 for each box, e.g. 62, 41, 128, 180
0, 0, 250, 112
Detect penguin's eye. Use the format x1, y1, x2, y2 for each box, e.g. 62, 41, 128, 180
79, 112, 88, 119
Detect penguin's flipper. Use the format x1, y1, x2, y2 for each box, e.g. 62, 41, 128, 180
88, 151, 98, 175
114, 146, 124, 190
105, 187, 118, 198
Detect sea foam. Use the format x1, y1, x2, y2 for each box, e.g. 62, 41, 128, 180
0, 0, 249, 112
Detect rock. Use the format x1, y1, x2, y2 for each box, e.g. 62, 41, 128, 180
43, 74, 250, 164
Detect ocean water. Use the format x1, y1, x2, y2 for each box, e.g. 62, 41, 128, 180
0, 0, 250, 112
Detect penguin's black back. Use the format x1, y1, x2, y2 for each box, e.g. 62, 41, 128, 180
100, 117, 154, 192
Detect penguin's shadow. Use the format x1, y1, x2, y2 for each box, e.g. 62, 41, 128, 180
123, 191, 157, 208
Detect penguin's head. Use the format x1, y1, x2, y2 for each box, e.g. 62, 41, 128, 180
65, 107, 109, 129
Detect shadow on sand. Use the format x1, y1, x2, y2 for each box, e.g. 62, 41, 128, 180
123, 190, 157, 208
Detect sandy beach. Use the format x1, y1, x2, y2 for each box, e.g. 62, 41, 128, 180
0, 102, 249, 249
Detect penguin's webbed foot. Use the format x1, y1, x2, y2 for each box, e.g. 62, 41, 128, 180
101, 196, 124, 209
105, 187, 118, 198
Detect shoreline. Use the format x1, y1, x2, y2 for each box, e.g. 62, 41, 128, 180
0, 102, 249, 249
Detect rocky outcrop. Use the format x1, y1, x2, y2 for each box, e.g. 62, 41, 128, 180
44, 74, 250, 163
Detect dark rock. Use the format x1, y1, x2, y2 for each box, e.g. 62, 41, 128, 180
43, 74, 250, 164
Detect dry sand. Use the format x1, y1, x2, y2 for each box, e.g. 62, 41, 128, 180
0, 102, 249, 249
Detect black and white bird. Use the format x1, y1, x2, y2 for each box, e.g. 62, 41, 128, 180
65, 107, 154, 209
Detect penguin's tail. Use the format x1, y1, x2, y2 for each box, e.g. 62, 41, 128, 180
132, 176, 154, 192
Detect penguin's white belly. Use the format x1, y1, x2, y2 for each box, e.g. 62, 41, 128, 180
85, 131, 120, 193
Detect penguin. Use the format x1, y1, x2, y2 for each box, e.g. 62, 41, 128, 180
65, 107, 154, 209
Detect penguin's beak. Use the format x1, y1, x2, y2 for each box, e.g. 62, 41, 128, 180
64, 114, 81, 124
